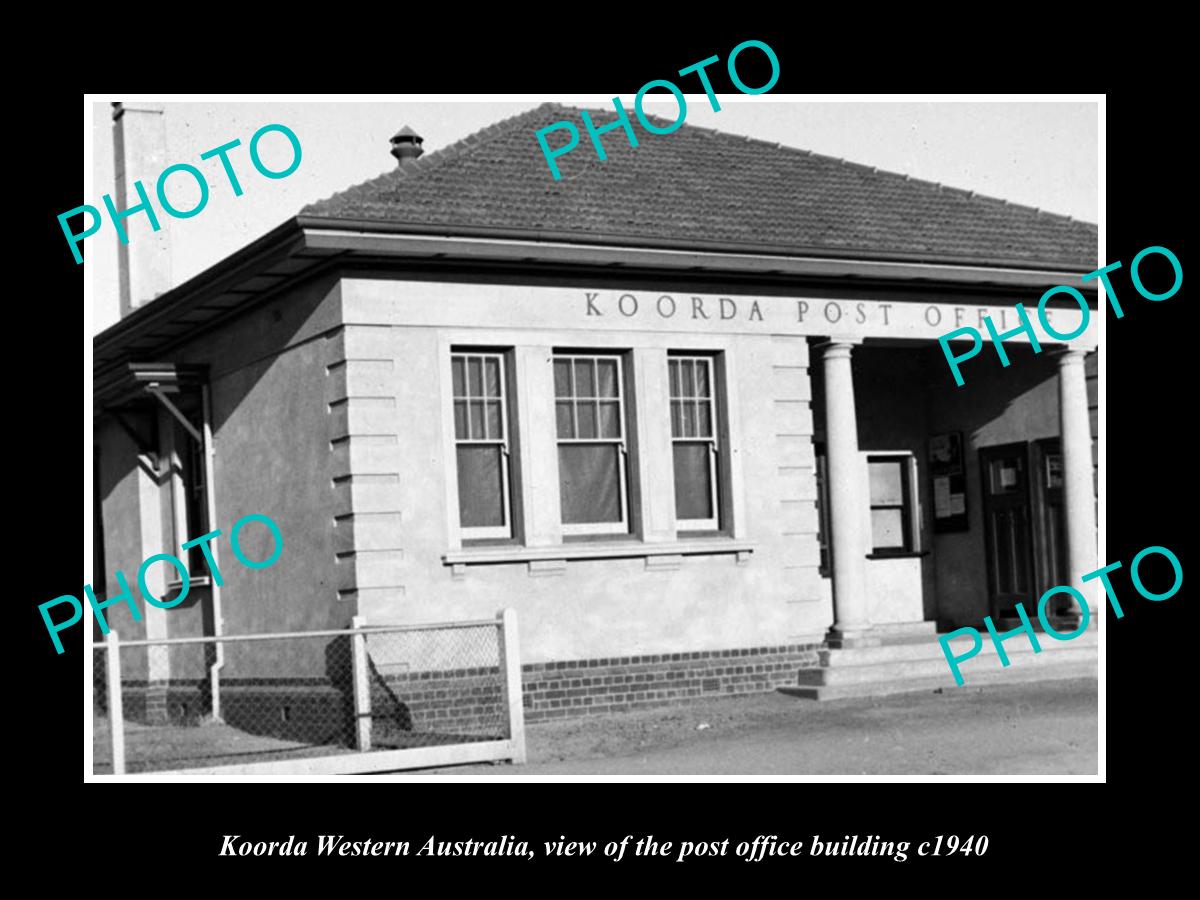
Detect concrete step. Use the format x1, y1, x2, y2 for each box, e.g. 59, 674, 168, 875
994, 616, 1092, 635
820, 643, 942, 665
796, 644, 1096, 686
821, 630, 1096, 667
781, 658, 1097, 701
855, 633, 942, 648
871, 621, 939, 637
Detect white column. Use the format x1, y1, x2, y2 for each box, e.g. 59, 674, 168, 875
820, 340, 871, 640
1057, 349, 1098, 616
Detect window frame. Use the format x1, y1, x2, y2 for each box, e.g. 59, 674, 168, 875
866, 452, 921, 556
814, 441, 831, 577
451, 350, 515, 541
668, 353, 721, 532
553, 352, 631, 537
162, 393, 211, 581
179, 418, 211, 574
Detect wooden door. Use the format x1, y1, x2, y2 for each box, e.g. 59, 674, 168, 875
979, 443, 1035, 619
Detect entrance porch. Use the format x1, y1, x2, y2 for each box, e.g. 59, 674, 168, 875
791, 337, 1098, 698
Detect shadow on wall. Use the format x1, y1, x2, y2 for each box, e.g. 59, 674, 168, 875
107, 631, 506, 750
931, 343, 1065, 628
808, 338, 1072, 630
364, 653, 417, 745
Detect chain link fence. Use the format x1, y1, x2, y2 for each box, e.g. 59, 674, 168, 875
92, 611, 524, 776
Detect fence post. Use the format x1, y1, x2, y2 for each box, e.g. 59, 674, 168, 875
351, 616, 371, 752
209, 643, 223, 724
105, 630, 126, 775
497, 608, 526, 764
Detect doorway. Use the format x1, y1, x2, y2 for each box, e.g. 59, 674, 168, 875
979, 442, 1035, 619
1032, 438, 1069, 602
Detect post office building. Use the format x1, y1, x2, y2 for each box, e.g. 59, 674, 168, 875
92, 103, 1099, 722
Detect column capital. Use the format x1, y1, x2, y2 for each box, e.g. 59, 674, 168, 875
1051, 346, 1090, 368
815, 337, 864, 357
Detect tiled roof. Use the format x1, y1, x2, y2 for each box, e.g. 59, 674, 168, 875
302, 102, 1097, 271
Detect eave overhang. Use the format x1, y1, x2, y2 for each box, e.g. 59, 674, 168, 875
93, 215, 1099, 388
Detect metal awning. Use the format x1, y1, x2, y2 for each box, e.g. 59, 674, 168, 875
95, 361, 208, 411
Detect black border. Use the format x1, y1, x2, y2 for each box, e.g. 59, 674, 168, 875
23, 30, 1188, 878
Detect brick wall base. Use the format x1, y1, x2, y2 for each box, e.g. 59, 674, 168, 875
118, 682, 172, 726
370, 668, 505, 744
521, 643, 821, 722
113, 642, 819, 739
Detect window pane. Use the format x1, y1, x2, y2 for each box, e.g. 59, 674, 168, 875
484, 357, 502, 398
871, 508, 905, 549
681, 400, 696, 437
597, 358, 619, 397
467, 357, 483, 396
457, 446, 505, 528
183, 430, 210, 572
696, 401, 712, 437
574, 359, 595, 397
451, 357, 465, 396
671, 400, 683, 438
577, 401, 598, 439
554, 360, 572, 398
453, 400, 468, 439
990, 458, 1021, 494
1046, 452, 1064, 490
669, 359, 681, 397
558, 444, 622, 524
869, 460, 904, 506
674, 443, 713, 521
469, 400, 485, 438
599, 401, 620, 438
680, 360, 695, 397
485, 401, 503, 439
695, 361, 711, 397
556, 401, 575, 439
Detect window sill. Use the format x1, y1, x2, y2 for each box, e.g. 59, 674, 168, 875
443, 538, 755, 568
865, 551, 930, 560
167, 576, 212, 589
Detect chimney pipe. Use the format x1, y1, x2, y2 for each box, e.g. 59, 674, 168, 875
390, 126, 424, 165
113, 102, 172, 317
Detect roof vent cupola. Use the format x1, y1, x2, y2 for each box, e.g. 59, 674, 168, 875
390, 126, 424, 165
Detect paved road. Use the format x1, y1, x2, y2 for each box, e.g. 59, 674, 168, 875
438, 677, 1098, 776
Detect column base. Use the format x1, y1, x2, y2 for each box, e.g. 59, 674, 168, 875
825, 621, 939, 649
825, 626, 881, 649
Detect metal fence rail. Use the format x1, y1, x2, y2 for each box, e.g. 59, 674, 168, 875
92, 609, 525, 776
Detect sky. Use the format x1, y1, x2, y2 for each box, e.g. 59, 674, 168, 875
88, 98, 1098, 334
